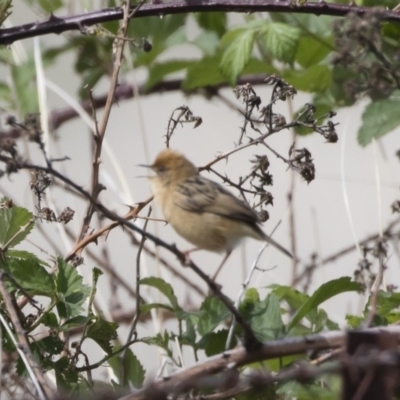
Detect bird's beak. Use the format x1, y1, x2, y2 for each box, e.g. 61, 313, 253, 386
137, 164, 153, 169
137, 164, 155, 179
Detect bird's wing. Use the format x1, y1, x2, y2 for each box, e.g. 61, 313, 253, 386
174, 176, 260, 225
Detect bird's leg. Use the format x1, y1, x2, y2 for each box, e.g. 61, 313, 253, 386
211, 250, 232, 281
182, 247, 201, 266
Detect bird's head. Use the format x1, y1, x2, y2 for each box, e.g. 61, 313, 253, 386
140, 149, 198, 186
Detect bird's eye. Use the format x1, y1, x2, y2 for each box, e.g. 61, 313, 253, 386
157, 166, 166, 173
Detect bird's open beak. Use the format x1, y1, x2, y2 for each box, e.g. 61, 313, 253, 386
137, 164, 155, 179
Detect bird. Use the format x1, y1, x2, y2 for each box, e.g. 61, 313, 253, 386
141, 149, 292, 279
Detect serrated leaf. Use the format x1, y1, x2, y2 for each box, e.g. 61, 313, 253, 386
288, 277, 362, 332
283, 64, 332, 93
2, 255, 54, 296
6, 249, 50, 267
220, 28, 256, 84
260, 22, 300, 64
296, 35, 332, 68
140, 277, 181, 311
55, 258, 90, 318
358, 99, 400, 146
86, 317, 118, 354
197, 296, 231, 336
0, 205, 34, 249
122, 349, 146, 388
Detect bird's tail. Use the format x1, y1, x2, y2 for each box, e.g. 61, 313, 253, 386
263, 234, 293, 259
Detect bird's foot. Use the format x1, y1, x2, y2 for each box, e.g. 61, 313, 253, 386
182, 247, 200, 266
183, 252, 192, 266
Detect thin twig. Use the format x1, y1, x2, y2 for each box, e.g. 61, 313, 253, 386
0, 273, 53, 399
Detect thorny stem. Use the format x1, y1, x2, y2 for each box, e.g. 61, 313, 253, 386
75, 1, 138, 247
1, 1, 400, 45
122, 207, 152, 386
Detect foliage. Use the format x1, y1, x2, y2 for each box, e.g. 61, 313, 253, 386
0, 1, 399, 399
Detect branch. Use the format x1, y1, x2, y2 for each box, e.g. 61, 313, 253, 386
121, 325, 400, 400
74, 1, 137, 246
1, 1, 400, 45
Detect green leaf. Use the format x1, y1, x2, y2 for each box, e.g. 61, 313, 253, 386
122, 349, 146, 388
260, 22, 300, 64
183, 55, 227, 90
197, 329, 231, 356
10, 58, 39, 114
60, 316, 92, 332
220, 28, 256, 84
129, 14, 186, 45
6, 249, 50, 267
41, 312, 59, 328
86, 317, 118, 354
180, 312, 198, 346
145, 60, 192, 90
36, 335, 64, 355
376, 291, 400, 316
197, 296, 231, 336
272, 13, 335, 38
242, 58, 276, 76
140, 277, 181, 311
194, 12, 227, 37
358, 99, 400, 146
248, 293, 284, 341
346, 314, 363, 329
296, 35, 332, 68
0, 205, 34, 249
140, 332, 171, 354
0, 81, 11, 105
38, 0, 63, 12
283, 64, 332, 93
288, 277, 362, 332
193, 31, 220, 56
55, 258, 90, 318
271, 285, 309, 311
54, 356, 78, 392
2, 255, 54, 296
